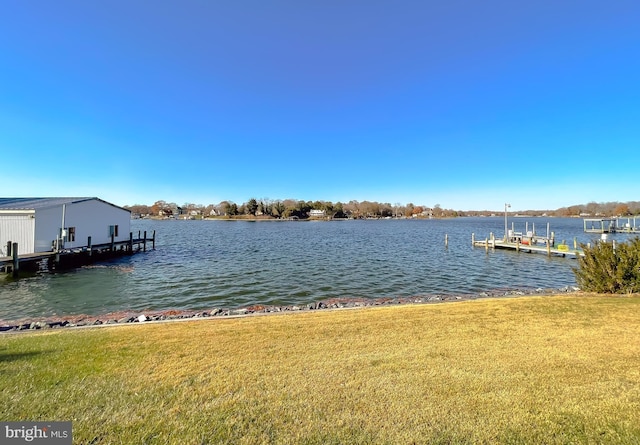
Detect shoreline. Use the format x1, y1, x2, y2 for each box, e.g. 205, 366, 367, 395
0, 286, 581, 333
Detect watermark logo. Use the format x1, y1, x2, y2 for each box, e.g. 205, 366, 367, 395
0, 422, 71, 444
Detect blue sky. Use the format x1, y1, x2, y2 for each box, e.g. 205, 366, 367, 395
2, 1, 639, 211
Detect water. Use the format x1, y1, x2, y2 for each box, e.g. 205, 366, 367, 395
1, 217, 636, 322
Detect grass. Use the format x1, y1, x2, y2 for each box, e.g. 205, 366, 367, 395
1, 294, 640, 444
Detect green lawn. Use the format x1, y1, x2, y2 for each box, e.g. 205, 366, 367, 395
2, 294, 639, 444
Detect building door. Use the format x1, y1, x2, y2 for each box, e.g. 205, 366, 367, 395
0, 214, 36, 255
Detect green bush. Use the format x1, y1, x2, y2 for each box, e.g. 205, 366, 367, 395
573, 237, 640, 293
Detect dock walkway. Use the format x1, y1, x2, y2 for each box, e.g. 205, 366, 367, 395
584, 217, 640, 234
472, 233, 583, 258
1, 231, 155, 276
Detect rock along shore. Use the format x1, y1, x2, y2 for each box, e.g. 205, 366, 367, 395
0, 286, 581, 333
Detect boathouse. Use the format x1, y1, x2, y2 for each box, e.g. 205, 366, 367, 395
0, 197, 131, 256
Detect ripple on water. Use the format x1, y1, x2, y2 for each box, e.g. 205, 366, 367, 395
0, 217, 612, 321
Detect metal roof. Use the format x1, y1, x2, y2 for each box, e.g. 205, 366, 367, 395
0, 198, 128, 212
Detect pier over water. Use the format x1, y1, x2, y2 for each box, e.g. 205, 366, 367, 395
583, 217, 640, 234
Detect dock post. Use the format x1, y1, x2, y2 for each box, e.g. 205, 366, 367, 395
445, 234, 448, 248
129, 232, 134, 253
547, 242, 551, 256
88, 236, 92, 257
485, 238, 488, 252
152, 230, 156, 249
574, 237, 577, 249
6, 241, 12, 257
12, 243, 19, 278
471, 233, 475, 247
111, 234, 115, 252
516, 240, 520, 252
143, 231, 147, 251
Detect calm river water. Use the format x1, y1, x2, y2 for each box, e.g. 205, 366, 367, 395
1, 217, 636, 321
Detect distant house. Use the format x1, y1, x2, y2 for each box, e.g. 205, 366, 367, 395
421, 209, 434, 218
309, 209, 326, 218
0, 197, 130, 256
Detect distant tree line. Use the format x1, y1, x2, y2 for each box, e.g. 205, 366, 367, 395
125, 199, 461, 219
124, 199, 640, 220
553, 201, 640, 218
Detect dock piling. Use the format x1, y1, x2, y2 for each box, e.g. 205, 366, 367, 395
472, 219, 587, 258
143, 231, 147, 251
445, 234, 448, 248
12, 243, 19, 278
3, 229, 159, 277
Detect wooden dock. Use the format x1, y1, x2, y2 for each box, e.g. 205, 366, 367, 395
1, 230, 155, 277
472, 233, 583, 258
584, 217, 640, 234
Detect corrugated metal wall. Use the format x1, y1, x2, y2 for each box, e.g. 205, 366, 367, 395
34, 199, 131, 251
0, 214, 36, 255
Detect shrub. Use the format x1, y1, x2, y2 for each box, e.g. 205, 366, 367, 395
573, 237, 640, 293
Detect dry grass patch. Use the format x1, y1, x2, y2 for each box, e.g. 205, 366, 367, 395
1, 294, 640, 444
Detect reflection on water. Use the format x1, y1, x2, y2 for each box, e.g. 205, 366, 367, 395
1, 217, 635, 321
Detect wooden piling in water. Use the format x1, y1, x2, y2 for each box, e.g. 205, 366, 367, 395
143, 231, 147, 251
3, 229, 158, 278
471, 233, 475, 246
445, 234, 448, 248
152, 230, 156, 249
12, 243, 19, 278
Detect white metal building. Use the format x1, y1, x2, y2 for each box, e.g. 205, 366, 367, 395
0, 198, 131, 256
